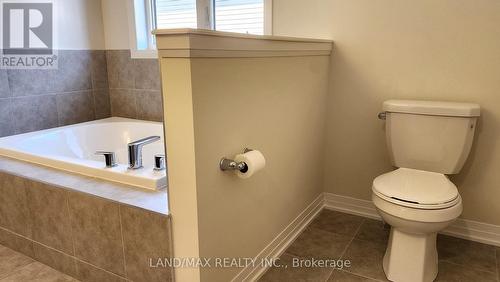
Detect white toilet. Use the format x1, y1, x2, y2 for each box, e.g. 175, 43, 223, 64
372, 100, 480, 282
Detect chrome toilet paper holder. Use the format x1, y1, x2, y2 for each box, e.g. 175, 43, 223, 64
219, 148, 253, 172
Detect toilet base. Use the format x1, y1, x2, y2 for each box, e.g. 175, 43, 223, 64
382, 228, 438, 282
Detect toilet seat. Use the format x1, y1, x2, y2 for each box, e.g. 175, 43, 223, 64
372, 168, 459, 210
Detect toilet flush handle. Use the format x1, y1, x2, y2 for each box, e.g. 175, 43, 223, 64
378, 112, 387, 120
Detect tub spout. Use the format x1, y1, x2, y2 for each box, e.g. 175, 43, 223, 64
128, 136, 160, 169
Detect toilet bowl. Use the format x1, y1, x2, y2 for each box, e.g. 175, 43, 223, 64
373, 100, 480, 282
371, 168, 463, 282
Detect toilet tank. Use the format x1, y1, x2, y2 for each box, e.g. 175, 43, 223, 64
383, 100, 480, 174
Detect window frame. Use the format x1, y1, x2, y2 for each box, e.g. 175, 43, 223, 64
127, 0, 273, 58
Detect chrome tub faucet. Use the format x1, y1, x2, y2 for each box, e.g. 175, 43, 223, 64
128, 136, 161, 169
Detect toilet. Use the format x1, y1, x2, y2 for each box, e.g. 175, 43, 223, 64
372, 100, 480, 282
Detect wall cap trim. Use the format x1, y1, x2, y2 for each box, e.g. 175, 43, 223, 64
154, 28, 333, 58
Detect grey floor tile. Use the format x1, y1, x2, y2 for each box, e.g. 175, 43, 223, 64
286, 227, 352, 260
262, 210, 500, 282
435, 261, 497, 282
0, 245, 34, 279
327, 270, 377, 281
341, 239, 389, 281
0, 261, 77, 282
437, 234, 497, 273
354, 219, 390, 245
309, 210, 364, 237
259, 254, 333, 282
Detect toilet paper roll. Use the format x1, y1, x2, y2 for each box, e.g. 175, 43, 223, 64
234, 150, 266, 179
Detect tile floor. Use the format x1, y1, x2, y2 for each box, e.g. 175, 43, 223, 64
1, 209, 499, 282
0, 244, 77, 282
260, 209, 500, 282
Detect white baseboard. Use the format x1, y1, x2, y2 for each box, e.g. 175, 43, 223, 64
324, 193, 381, 220
232, 193, 324, 282
324, 192, 500, 247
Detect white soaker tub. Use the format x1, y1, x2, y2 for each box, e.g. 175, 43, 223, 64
0, 117, 166, 190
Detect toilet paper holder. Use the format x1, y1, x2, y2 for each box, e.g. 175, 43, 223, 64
219, 148, 253, 172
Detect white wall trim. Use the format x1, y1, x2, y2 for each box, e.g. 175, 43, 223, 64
232, 193, 324, 282
155, 29, 332, 58
324, 192, 500, 247
324, 193, 381, 220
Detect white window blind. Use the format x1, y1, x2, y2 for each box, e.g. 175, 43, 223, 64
214, 0, 264, 35
154, 0, 198, 29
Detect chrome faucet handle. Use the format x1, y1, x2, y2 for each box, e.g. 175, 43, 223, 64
154, 154, 166, 171
95, 151, 117, 168
128, 136, 161, 169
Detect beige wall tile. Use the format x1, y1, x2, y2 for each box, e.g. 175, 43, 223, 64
0, 173, 31, 237
68, 193, 125, 276
0, 228, 34, 258
26, 182, 73, 254
33, 243, 77, 278
120, 205, 172, 282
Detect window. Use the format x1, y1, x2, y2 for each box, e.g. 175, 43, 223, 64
155, 0, 198, 29
127, 0, 272, 58
214, 0, 264, 35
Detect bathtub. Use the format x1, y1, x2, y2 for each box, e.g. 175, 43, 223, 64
0, 118, 166, 190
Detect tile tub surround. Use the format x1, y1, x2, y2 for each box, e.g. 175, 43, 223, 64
106, 50, 163, 122
260, 209, 500, 282
0, 50, 164, 138
0, 156, 172, 282
0, 50, 111, 137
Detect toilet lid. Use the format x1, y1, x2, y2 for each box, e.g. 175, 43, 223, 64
372, 168, 458, 207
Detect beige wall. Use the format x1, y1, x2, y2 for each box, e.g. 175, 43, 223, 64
161, 55, 330, 281
274, 0, 500, 225
56, 0, 105, 49
101, 0, 130, 49
191, 56, 329, 281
